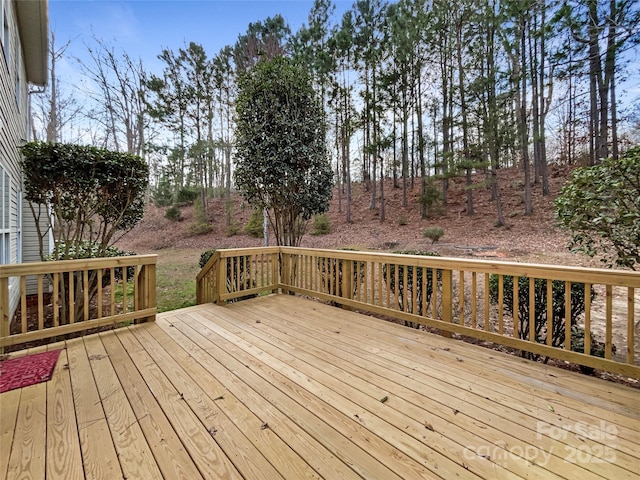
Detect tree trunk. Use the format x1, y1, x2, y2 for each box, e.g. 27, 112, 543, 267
517, 13, 532, 215
402, 75, 409, 208
456, 18, 473, 215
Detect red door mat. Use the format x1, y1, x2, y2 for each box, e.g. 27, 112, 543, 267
0, 350, 62, 393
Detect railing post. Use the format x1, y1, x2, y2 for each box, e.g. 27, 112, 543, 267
272, 251, 279, 294
196, 274, 202, 304
217, 256, 226, 304
441, 269, 453, 338
135, 262, 156, 324
282, 252, 290, 295
342, 259, 354, 310
344, 259, 353, 301
211, 258, 222, 305
147, 263, 157, 321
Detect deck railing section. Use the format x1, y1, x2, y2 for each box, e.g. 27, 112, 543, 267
0, 255, 157, 349
199, 246, 639, 378
196, 247, 280, 304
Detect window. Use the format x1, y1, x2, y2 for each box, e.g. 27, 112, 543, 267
0, 166, 11, 265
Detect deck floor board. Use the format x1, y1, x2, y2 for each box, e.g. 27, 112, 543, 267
1, 295, 639, 479
209, 302, 612, 480
99, 329, 205, 480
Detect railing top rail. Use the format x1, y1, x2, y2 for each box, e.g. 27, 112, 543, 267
196, 249, 221, 282
277, 246, 640, 287
0, 254, 158, 278
216, 247, 281, 257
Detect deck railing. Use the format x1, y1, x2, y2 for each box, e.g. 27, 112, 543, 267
197, 247, 279, 304
197, 247, 640, 378
0, 255, 157, 349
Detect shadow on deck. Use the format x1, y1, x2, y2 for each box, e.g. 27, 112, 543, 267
1, 295, 638, 479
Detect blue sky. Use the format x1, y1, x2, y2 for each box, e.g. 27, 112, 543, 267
49, 0, 351, 74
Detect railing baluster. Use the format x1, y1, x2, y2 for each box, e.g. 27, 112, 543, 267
69, 271, 75, 324
345, 259, 353, 302
97, 269, 103, 319
20, 277, 27, 334
458, 271, 464, 325
38, 274, 44, 331
546, 280, 553, 346
402, 263, 408, 312
431, 268, 438, 319
441, 270, 452, 336
529, 277, 535, 342
376, 261, 381, 306
384, 264, 390, 309
421, 266, 427, 316
471, 272, 477, 329
412, 263, 418, 315
606, 285, 613, 359
484, 273, 490, 331
497, 275, 504, 334
367, 261, 373, 306
133, 265, 139, 313
110, 268, 116, 316
83, 270, 90, 320
513, 276, 519, 339
53, 272, 59, 327
320, 257, 325, 294
628, 287, 635, 364
123, 266, 129, 313
584, 282, 592, 357
564, 281, 572, 350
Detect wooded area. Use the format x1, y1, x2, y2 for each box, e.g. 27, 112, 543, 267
32, 0, 640, 225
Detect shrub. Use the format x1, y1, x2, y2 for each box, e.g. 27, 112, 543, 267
48, 241, 136, 300
176, 187, 199, 205
418, 179, 442, 217
19, 141, 148, 260
186, 198, 212, 235
382, 251, 442, 325
165, 205, 182, 221
488, 275, 600, 359
423, 226, 444, 244
152, 172, 173, 207
397, 215, 408, 226
311, 213, 331, 235
245, 209, 264, 238
226, 224, 241, 237
555, 146, 640, 269
571, 326, 614, 374
234, 56, 333, 247
48, 241, 133, 261
199, 249, 217, 268
187, 222, 214, 235
224, 199, 234, 227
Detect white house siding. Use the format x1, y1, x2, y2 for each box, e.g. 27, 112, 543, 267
0, 0, 48, 318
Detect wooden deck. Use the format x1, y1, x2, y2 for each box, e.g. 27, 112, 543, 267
1, 295, 639, 480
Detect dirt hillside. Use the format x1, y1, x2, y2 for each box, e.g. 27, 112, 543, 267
117, 165, 592, 266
